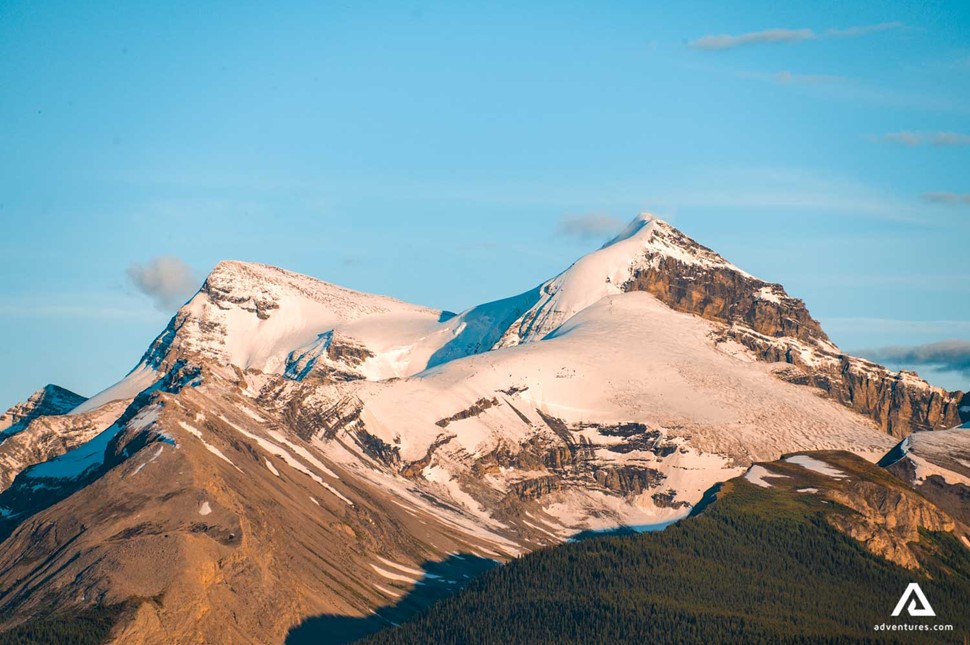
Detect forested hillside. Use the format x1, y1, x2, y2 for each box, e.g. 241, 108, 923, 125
364, 463, 970, 644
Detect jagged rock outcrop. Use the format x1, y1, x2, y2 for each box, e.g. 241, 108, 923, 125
723, 327, 966, 437
436, 398, 500, 428
0, 385, 86, 436
615, 220, 966, 437
826, 481, 955, 569
622, 225, 827, 344
0, 386, 104, 492
509, 475, 562, 500
652, 489, 690, 509
593, 465, 665, 495
0, 400, 128, 491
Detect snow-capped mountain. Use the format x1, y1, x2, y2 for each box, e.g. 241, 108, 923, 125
0, 384, 85, 437
0, 214, 966, 644
75, 214, 968, 435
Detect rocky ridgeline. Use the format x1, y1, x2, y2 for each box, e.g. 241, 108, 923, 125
0, 385, 86, 436
622, 222, 967, 437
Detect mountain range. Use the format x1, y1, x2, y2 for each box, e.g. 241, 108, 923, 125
0, 214, 967, 644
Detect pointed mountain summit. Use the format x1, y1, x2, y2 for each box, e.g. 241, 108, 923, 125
491, 213, 828, 348
0, 385, 86, 437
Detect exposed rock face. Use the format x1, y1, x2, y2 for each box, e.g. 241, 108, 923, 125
592, 465, 665, 495
0, 385, 86, 436
284, 331, 375, 382
0, 400, 128, 491
724, 328, 966, 437
0, 386, 103, 492
618, 221, 967, 437
652, 489, 690, 509
825, 481, 955, 569
509, 475, 561, 501
888, 458, 970, 527
436, 398, 500, 428
623, 226, 827, 344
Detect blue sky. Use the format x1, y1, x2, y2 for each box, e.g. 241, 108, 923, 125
1, 0, 968, 409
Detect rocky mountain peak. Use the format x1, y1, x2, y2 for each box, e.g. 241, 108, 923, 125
137, 259, 439, 372
619, 220, 827, 345
0, 385, 87, 435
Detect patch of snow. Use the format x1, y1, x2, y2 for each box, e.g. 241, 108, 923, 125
522, 520, 563, 539
239, 406, 266, 422
910, 454, 970, 487
265, 459, 280, 477
129, 444, 165, 477
370, 564, 416, 583
373, 584, 402, 598
783, 455, 847, 479
265, 428, 339, 478
177, 421, 241, 471
28, 405, 160, 480
199, 501, 212, 516
423, 463, 489, 519
218, 415, 343, 496
795, 487, 819, 494
744, 465, 788, 488
756, 286, 782, 304
375, 556, 423, 577
71, 364, 157, 415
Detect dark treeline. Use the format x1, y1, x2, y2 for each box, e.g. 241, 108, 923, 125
363, 483, 970, 644
0, 605, 125, 645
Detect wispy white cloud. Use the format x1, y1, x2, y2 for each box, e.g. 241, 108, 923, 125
556, 214, 624, 241
688, 22, 903, 51
879, 131, 922, 146
922, 192, 970, 205
857, 340, 970, 378
127, 256, 199, 311
689, 28, 814, 51
738, 69, 847, 85
873, 131, 970, 146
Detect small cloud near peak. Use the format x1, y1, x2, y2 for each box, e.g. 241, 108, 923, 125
127, 256, 199, 311
556, 214, 624, 242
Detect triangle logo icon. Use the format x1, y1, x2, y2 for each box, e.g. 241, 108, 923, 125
891, 583, 936, 617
